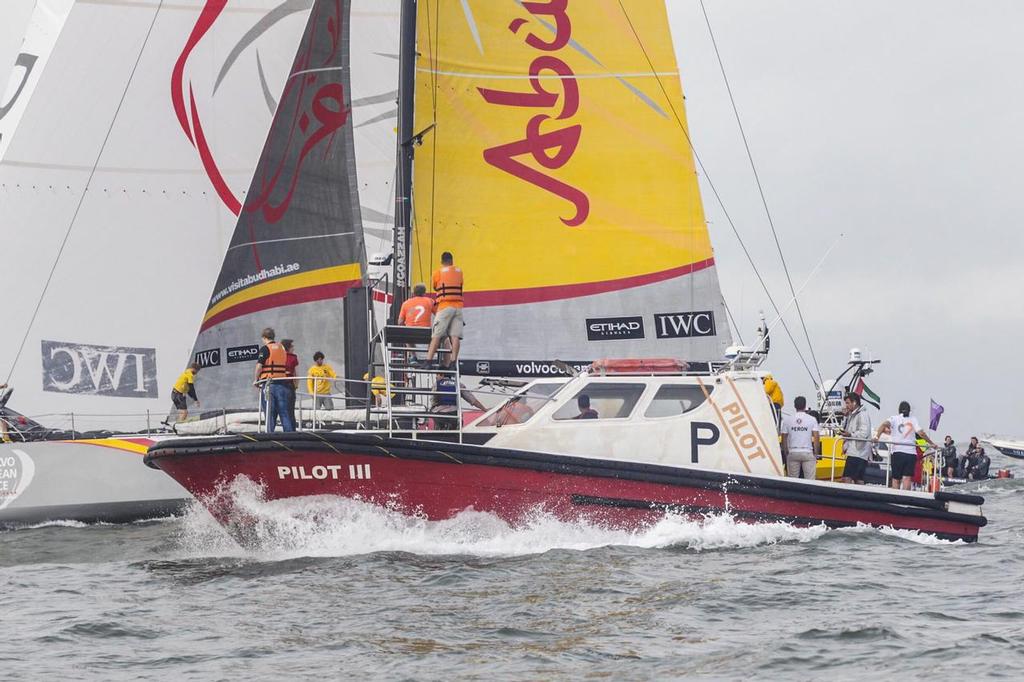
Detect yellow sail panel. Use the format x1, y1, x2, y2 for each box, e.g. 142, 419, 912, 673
412, 0, 712, 297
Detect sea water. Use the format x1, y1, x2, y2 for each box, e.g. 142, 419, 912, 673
2, 462, 1023, 679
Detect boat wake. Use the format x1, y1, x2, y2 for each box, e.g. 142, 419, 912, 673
174, 477, 828, 561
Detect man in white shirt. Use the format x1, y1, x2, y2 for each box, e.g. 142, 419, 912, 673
781, 396, 820, 479
876, 400, 935, 490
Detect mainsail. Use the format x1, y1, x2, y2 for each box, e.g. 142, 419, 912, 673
187, 0, 368, 411
411, 0, 732, 376
0, 0, 75, 161
350, 0, 400, 263
0, 1, 311, 429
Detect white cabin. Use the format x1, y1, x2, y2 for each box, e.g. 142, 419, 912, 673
466, 360, 784, 477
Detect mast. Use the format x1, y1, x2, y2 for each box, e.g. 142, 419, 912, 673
390, 0, 417, 321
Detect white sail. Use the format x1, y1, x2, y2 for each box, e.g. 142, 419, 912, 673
0, 0, 37, 99
0, 0, 312, 430
350, 0, 400, 262
0, 0, 74, 161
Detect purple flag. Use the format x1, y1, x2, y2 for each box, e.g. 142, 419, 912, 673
929, 399, 945, 430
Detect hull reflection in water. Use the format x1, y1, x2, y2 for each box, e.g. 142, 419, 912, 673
145, 432, 987, 544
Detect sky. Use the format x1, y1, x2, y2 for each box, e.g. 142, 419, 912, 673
666, 1, 1024, 438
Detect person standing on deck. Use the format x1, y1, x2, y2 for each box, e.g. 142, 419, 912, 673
398, 283, 435, 328
838, 392, 871, 484
940, 436, 958, 478
763, 373, 784, 430
254, 327, 294, 432
425, 252, 464, 368
876, 401, 934, 490
308, 352, 337, 411
171, 363, 200, 422
781, 396, 819, 479
282, 339, 299, 430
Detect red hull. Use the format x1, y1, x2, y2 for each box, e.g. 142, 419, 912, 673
145, 433, 986, 542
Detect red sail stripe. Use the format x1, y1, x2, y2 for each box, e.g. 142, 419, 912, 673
199, 280, 360, 332
170, 0, 226, 144
189, 86, 242, 215
463, 258, 715, 307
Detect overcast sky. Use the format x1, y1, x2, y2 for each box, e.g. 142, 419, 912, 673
667, 1, 1024, 439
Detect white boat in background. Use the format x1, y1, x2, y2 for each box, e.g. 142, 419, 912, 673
983, 437, 1024, 459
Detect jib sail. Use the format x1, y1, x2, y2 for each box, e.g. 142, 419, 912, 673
187, 0, 368, 411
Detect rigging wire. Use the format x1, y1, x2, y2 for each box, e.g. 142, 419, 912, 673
425, 0, 441, 270
5, 0, 166, 384
698, 0, 825, 388
615, 1, 818, 386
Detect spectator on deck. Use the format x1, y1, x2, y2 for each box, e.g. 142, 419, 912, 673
781, 396, 819, 479
876, 401, 935, 490
308, 352, 337, 411
430, 375, 486, 430
254, 327, 294, 432
282, 339, 299, 429
171, 363, 200, 422
940, 436, 958, 478
838, 392, 871, 484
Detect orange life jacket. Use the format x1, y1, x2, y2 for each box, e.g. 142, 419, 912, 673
433, 266, 464, 309
259, 341, 289, 380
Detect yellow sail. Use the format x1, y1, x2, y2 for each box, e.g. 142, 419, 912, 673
412, 0, 729, 370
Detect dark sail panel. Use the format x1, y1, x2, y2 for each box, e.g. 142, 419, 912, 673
188, 0, 366, 412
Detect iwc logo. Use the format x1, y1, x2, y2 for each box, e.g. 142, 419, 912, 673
0, 449, 35, 510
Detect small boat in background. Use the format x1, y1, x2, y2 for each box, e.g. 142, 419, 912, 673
983, 437, 1024, 459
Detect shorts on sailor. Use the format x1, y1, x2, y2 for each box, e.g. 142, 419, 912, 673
843, 455, 868, 482
171, 390, 188, 410
890, 451, 917, 480
432, 306, 464, 339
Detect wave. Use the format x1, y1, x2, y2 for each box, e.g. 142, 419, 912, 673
174, 477, 828, 561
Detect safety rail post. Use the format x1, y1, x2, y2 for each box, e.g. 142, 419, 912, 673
70, 412, 75, 439
146, 410, 151, 435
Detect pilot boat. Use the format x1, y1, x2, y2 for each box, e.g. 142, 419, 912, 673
145, 351, 987, 543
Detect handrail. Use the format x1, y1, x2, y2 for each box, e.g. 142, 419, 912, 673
825, 435, 943, 490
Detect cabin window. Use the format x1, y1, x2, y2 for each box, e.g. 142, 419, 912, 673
644, 384, 711, 418
477, 383, 562, 427
552, 383, 646, 421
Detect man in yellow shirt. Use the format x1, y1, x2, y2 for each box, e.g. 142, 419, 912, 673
763, 373, 784, 429
307, 351, 337, 410
172, 363, 200, 421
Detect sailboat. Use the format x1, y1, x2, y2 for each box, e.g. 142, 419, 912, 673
0, 0, 401, 525
138, 0, 987, 542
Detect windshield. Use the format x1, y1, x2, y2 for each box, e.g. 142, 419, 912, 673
476, 383, 563, 427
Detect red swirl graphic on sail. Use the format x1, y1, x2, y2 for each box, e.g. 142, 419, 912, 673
243, 3, 347, 224
170, 0, 241, 215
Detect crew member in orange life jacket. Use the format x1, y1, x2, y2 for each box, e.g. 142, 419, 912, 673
254, 326, 295, 432
398, 283, 435, 328
781, 396, 820, 479
426, 252, 464, 367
